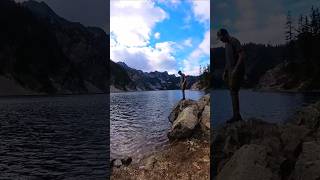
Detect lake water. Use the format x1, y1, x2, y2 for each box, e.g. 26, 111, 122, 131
0, 95, 109, 179
212, 89, 320, 126
110, 90, 205, 161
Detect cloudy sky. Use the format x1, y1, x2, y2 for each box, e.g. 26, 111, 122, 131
15, 0, 108, 31
213, 0, 320, 46
110, 0, 210, 76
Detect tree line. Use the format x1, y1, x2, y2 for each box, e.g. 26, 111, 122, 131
285, 6, 320, 84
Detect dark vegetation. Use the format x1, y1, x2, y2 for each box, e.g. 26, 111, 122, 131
198, 64, 211, 90
212, 44, 285, 88
281, 7, 320, 89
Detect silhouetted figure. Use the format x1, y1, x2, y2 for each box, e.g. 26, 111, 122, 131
217, 28, 245, 123
178, 71, 187, 100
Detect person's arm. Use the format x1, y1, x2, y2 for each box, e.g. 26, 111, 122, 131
222, 67, 228, 81
232, 50, 245, 74
183, 75, 187, 84
232, 39, 245, 75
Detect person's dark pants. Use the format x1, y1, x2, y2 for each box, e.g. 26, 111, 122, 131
230, 90, 241, 119
227, 69, 244, 120
182, 88, 185, 100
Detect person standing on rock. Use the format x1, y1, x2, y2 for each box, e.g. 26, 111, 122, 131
178, 70, 187, 100
217, 28, 245, 123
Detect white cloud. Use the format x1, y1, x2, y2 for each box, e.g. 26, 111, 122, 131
191, 0, 210, 24
183, 38, 193, 47
110, 0, 167, 47
182, 30, 210, 75
154, 32, 161, 39
110, 0, 179, 73
111, 42, 178, 74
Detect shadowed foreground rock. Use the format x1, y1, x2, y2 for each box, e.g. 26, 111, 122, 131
111, 95, 210, 180
212, 101, 320, 180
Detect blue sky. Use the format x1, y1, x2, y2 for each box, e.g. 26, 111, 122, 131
213, 0, 320, 46
110, 0, 210, 76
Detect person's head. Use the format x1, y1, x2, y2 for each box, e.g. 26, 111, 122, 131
178, 70, 182, 75
217, 28, 229, 43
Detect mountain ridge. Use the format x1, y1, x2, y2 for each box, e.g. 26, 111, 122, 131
110, 60, 199, 92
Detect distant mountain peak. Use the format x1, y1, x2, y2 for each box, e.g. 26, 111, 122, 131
21, 0, 67, 25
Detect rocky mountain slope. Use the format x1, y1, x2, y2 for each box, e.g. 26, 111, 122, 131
258, 61, 320, 91
0, 0, 109, 95
110, 61, 199, 92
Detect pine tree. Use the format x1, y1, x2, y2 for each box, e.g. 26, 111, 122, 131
303, 16, 310, 33
310, 6, 317, 35
297, 14, 304, 35
285, 11, 294, 43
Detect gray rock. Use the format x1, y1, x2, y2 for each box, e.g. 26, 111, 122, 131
168, 105, 199, 140
197, 94, 210, 112
145, 156, 157, 170
290, 141, 320, 180
280, 124, 310, 157
217, 144, 279, 180
292, 101, 320, 130
121, 157, 132, 166
200, 105, 210, 135
113, 159, 122, 168
168, 99, 197, 123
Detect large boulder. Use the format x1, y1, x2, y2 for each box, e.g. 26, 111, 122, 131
168, 99, 197, 123
217, 144, 279, 180
213, 101, 320, 179
168, 95, 210, 140
212, 119, 283, 175
292, 101, 320, 130
168, 105, 199, 140
290, 141, 320, 180
280, 124, 310, 157
197, 94, 210, 112
200, 105, 210, 135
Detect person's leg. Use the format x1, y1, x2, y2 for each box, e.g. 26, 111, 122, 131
228, 69, 243, 122
182, 89, 185, 100
230, 90, 242, 120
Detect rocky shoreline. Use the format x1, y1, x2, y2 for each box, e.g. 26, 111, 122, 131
212, 101, 320, 180
111, 95, 320, 180
111, 95, 210, 180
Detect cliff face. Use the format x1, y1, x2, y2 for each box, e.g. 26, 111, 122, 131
0, 0, 109, 95
258, 61, 320, 91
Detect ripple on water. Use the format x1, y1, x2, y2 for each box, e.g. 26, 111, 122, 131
110, 90, 205, 161
0, 95, 109, 179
